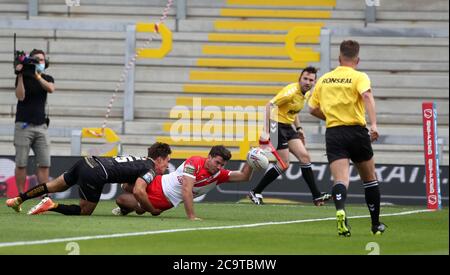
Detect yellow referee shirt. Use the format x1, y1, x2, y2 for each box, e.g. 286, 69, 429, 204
270, 83, 310, 124
309, 66, 371, 128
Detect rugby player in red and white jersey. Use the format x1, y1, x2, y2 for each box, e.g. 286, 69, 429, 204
114, 145, 253, 220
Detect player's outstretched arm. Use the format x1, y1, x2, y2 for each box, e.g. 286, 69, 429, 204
182, 175, 201, 221
228, 163, 253, 182
132, 178, 161, 216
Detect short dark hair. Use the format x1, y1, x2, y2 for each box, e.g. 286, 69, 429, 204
148, 142, 172, 159
29, 49, 46, 58
208, 145, 232, 161
299, 66, 318, 80
340, 40, 360, 59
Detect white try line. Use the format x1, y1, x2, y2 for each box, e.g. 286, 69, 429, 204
0, 209, 433, 248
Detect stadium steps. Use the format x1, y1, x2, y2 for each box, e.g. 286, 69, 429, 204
1, 123, 448, 144
6, 102, 445, 130
2, 0, 448, 26
1, 85, 448, 122
165, 0, 447, 164
1, 77, 448, 100
153, 1, 325, 149
2, 63, 441, 90
0, 0, 448, 165
179, 19, 448, 33
1, 29, 448, 66
0, 117, 124, 132
39, 5, 176, 17
4, 29, 448, 47
1, 106, 448, 138
2, 53, 448, 73
0, 134, 447, 165
0, 3, 27, 19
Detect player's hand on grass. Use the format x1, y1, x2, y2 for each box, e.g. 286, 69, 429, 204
135, 208, 146, 215
150, 208, 162, 216
189, 216, 203, 221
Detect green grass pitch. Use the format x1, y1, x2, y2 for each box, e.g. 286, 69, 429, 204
0, 199, 448, 255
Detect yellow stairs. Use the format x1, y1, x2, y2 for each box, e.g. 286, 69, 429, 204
158, 1, 335, 160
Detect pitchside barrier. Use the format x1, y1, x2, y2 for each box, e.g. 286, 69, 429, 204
0, 156, 447, 206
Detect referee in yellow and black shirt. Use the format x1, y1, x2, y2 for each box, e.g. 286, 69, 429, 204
248, 67, 331, 206
309, 40, 386, 237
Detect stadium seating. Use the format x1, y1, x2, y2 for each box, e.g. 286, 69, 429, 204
0, 0, 448, 165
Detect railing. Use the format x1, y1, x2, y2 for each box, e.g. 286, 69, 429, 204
29, 0, 377, 26
27, 0, 38, 19
26, 0, 186, 21
365, 2, 377, 26
71, 128, 122, 157
124, 22, 173, 121
176, 0, 187, 26
124, 25, 136, 122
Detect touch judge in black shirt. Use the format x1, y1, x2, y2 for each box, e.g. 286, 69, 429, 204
13, 49, 55, 194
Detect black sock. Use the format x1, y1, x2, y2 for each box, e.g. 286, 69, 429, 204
49, 204, 81, 216
300, 163, 321, 198
364, 180, 381, 225
332, 183, 347, 210
253, 166, 283, 194
19, 183, 48, 202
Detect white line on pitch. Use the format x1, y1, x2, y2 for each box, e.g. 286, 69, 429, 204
0, 209, 433, 248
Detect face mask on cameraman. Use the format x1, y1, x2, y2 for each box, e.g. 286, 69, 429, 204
36, 63, 45, 73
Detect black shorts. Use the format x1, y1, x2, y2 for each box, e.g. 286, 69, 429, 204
63, 157, 108, 203
325, 125, 374, 164
270, 122, 300, 150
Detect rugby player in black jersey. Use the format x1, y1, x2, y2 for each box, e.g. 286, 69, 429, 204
6, 142, 171, 216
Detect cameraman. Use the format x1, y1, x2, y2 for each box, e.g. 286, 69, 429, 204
14, 49, 55, 194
